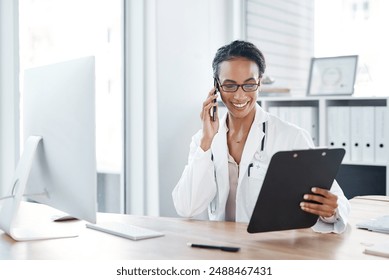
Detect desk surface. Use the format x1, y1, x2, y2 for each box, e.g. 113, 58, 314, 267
1, 196, 389, 260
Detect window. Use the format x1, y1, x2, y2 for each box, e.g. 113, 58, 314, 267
314, 0, 388, 96
19, 0, 124, 213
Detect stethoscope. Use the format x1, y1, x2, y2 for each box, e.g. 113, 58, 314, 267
248, 122, 267, 177
210, 121, 267, 214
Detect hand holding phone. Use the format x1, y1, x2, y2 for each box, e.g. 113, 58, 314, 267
200, 81, 220, 151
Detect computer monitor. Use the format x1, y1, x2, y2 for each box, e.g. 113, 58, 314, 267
0, 56, 97, 241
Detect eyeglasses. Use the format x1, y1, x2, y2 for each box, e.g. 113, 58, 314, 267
217, 82, 260, 92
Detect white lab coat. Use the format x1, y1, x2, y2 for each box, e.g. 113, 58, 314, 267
172, 104, 350, 233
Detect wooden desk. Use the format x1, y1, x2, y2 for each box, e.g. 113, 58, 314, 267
1, 197, 389, 259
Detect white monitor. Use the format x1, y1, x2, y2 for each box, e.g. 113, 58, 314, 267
0, 56, 97, 241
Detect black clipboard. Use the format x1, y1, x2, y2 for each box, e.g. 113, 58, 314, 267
247, 148, 345, 233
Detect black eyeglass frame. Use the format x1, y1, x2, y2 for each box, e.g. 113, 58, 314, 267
215, 78, 261, 93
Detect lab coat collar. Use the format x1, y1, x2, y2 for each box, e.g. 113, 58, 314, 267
238, 104, 269, 186
211, 103, 269, 186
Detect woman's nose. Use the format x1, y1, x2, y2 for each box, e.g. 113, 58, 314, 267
233, 88, 247, 99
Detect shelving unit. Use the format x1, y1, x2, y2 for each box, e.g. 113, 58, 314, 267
219, 96, 389, 198
258, 95, 389, 198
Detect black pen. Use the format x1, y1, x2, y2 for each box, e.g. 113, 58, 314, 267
187, 243, 240, 252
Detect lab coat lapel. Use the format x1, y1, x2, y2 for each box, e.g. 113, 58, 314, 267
210, 112, 229, 215
238, 104, 268, 187
211, 112, 228, 177
211, 114, 228, 166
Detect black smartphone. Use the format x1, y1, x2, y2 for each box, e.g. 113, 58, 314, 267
212, 78, 219, 122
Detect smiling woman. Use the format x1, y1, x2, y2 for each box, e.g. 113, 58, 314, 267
172, 40, 350, 233
217, 58, 260, 122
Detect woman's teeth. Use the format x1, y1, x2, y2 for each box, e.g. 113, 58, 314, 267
233, 101, 248, 108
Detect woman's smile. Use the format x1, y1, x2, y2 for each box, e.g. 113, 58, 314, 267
232, 100, 249, 109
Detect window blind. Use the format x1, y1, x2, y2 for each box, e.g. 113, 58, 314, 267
246, 0, 314, 96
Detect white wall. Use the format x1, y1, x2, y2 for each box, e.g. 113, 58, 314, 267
0, 0, 19, 197
156, 0, 240, 217
246, 0, 314, 96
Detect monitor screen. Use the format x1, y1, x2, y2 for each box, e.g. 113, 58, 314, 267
24, 56, 97, 223
0, 56, 97, 240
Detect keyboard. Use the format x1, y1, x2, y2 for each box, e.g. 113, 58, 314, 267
356, 215, 389, 234
86, 221, 164, 240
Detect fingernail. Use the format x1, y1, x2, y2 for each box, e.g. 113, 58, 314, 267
303, 195, 309, 199
311, 187, 316, 192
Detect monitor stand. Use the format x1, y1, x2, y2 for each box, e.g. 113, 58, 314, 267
0, 136, 80, 241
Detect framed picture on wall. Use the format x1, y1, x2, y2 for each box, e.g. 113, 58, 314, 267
307, 55, 358, 96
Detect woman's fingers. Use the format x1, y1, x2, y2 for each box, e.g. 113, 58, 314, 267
300, 187, 338, 218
